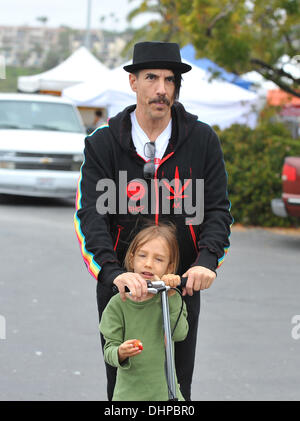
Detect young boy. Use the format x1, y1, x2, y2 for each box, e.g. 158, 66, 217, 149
99, 223, 189, 401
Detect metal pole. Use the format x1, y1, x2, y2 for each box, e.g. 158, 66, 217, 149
161, 289, 177, 400
85, 0, 92, 50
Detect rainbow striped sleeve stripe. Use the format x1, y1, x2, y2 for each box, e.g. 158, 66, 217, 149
217, 246, 230, 268
74, 125, 108, 280
217, 201, 234, 269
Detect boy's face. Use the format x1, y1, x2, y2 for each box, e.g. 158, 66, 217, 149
130, 236, 172, 281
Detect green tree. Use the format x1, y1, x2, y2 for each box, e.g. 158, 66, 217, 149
127, 0, 300, 97
36, 16, 48, 26
42, 50, 61, 71
42, 26, 76, 71
124, 0, 189, 54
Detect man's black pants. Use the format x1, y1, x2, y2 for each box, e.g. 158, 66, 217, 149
97, 282, 201, 401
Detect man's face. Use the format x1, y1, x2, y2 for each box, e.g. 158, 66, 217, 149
129, 69, 176, 121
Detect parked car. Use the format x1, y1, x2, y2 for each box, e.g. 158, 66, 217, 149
0, 93, 86, 198
271, 156, 300, 218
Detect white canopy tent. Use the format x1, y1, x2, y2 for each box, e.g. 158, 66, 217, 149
179, 62, 259, 128
62, 60, 135, 117
18, 46, 109, 93
62, 59, 259, 129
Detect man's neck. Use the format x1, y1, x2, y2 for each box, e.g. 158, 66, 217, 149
135, 108, 171, 142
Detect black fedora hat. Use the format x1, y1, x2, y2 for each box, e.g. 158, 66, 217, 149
123, 41, 192, 74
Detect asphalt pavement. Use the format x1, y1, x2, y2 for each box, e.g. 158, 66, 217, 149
0, 194, 299, 401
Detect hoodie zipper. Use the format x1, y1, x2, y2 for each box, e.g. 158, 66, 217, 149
154, 152, 174, 225
137, 151, 175, 225
113, 225, 123, 251
188, 223, 198, 253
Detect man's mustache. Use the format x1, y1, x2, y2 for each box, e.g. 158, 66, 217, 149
149, 96, 170, 106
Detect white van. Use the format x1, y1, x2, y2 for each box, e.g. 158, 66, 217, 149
0, 93, 86, 198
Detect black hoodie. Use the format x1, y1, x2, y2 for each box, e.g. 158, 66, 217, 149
74, 102, 233, 287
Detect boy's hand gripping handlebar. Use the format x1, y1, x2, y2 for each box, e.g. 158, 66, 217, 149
112, 277, 188, 295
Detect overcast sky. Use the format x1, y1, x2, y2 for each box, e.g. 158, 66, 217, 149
0, 0, 151, 30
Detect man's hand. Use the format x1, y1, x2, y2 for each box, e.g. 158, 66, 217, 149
113, 272, 148, 302
161, 274, 181, 296
182, 266, 216, 296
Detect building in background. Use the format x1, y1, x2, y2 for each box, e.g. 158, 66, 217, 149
0, 25, 131, 70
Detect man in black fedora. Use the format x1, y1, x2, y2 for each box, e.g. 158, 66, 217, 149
75, 41, 232, 400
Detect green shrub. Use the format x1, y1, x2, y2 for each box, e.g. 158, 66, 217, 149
214, 121, 300, 227
0, 66, 43, 93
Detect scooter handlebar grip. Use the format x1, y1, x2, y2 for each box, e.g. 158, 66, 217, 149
180, 276, 188, 288
112, 285, 130, 294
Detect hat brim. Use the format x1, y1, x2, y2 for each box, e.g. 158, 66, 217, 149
123, 60, 192, 74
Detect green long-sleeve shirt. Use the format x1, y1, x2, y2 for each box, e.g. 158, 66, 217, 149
99, 291, 189, 401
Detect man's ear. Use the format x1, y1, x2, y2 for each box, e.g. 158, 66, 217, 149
129, 73, 138, 93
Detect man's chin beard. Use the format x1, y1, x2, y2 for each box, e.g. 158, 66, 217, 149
149, 111, 170, 120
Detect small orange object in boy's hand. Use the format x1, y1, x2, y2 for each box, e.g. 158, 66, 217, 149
133, 340, 143, 350
118, 339, 143, 363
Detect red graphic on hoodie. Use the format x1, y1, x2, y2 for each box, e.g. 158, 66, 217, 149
127, 181, 146, 202
162, 167, 191, 209
127, 180, 146, 214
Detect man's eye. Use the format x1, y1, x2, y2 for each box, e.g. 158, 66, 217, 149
167, 77, 175, 83
146, 74, 156, 80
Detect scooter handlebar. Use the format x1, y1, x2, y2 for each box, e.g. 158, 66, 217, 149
112, 276, 188, 295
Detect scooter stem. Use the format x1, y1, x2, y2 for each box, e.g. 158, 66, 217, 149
161, 288, 178, 401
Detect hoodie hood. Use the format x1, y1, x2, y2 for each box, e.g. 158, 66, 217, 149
108, 101, 198, 155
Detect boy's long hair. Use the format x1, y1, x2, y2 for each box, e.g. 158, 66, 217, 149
124, 222, 180, 274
